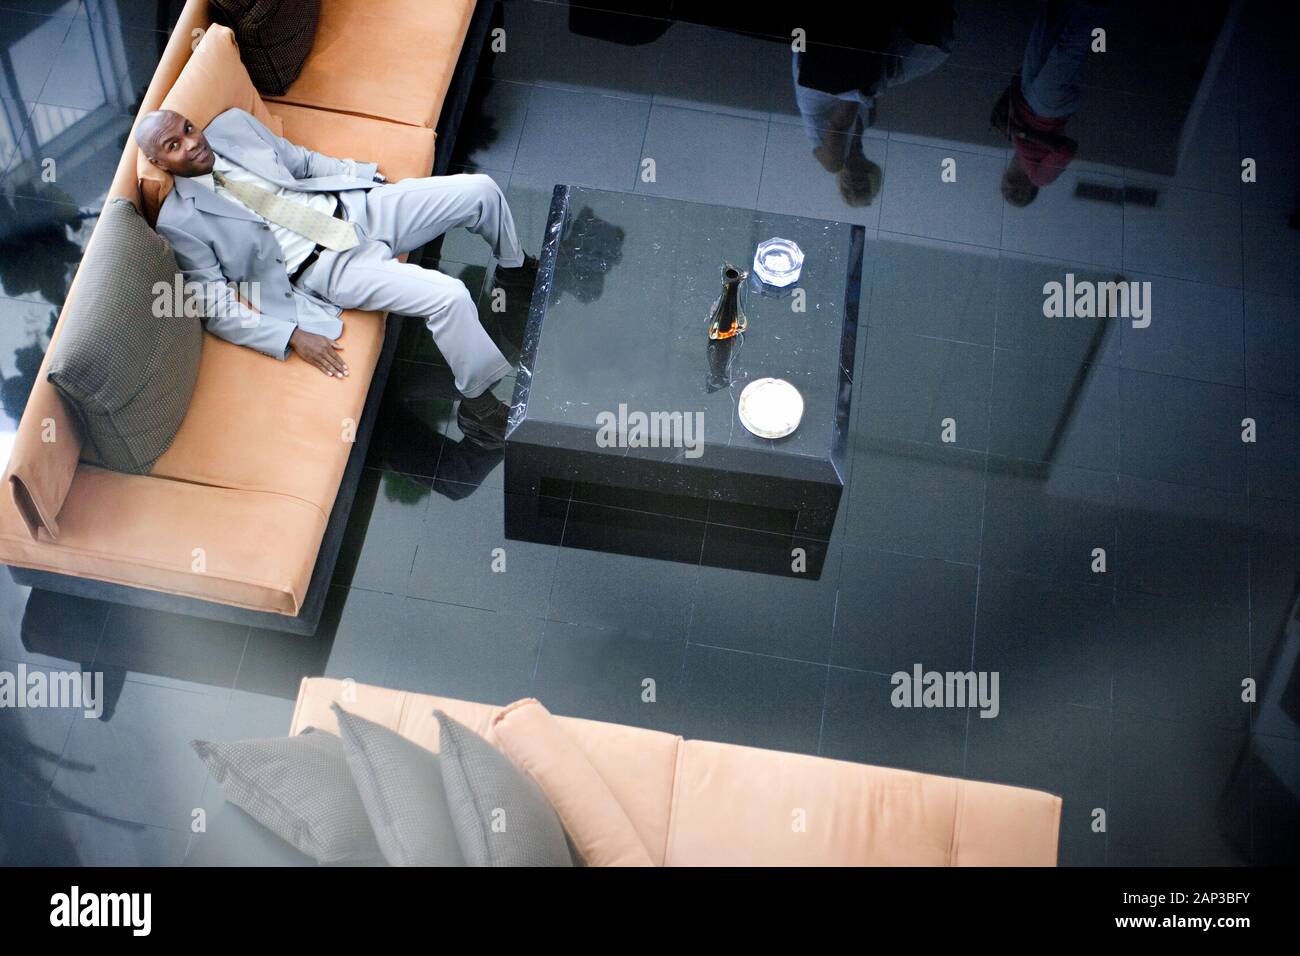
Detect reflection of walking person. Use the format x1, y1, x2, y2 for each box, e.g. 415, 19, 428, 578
993, 1, 1109, 206
0, 192, 94, 305
792, 4, 954, 206
1, 309, 56, 429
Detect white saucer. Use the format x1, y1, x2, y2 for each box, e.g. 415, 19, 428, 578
738, 378, 803, 439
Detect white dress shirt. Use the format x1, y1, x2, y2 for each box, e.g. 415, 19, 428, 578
193, 152, 350, 276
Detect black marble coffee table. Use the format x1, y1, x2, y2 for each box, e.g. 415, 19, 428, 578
505, 185, 864, 540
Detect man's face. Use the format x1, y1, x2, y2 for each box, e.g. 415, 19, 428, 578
144, 113, 214, 177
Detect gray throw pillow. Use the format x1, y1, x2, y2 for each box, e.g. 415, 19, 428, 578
46, 197, 202, 473
331, 704, 465, 867
192, 729, 383, 865
433, 710, 573, 867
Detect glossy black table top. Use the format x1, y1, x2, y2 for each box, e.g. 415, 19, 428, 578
510, 185, 862, 485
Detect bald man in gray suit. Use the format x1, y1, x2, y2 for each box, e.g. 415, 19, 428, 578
136, 107, 535, 447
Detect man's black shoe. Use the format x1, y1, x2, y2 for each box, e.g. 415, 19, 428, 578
457, 391, 510, 449
435, 439, 502, 491
493, 254, 539, 308
497, 253, 539, 277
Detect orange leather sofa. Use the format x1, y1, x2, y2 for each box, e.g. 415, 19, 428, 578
290, 677, 1063, 866
0, 0, 487, 633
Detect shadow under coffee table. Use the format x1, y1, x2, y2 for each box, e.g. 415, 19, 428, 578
504, 185, 864, 573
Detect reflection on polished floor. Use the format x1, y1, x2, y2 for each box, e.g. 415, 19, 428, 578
0, 0, 1297, 866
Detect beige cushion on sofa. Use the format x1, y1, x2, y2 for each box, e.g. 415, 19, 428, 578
0, 465, 326, 614
136, 24, 284, 225
543, 715, 680, 866
492, 699, 654, 867
267, 102, 436, 185
665, 740, 959, 866
150, 312, 384, 520
664, 740, 1062, 866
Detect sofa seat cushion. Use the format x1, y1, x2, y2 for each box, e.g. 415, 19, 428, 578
150, 308, 384, 520
0, 465, 326, 614
267, 102, 437, 184
209, 0, 322, 96
664, 740, 1062, 866
264, 0, 476, 129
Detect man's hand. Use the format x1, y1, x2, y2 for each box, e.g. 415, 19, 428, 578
289, 328, 349, 378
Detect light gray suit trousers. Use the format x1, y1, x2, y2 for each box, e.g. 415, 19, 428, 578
298, 173, 521, 397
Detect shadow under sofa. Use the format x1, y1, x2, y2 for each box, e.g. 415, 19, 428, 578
0, 0, 495, 635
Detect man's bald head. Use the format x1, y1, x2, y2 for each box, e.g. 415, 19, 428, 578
135, 110, 214, 178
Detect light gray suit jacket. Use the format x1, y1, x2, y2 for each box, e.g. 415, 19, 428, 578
154, 107, 380, 360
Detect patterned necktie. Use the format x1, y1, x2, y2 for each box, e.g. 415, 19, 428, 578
213, 170, 359, 251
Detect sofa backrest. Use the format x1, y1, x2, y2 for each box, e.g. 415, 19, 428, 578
134, 22, 284, 225
108, 0, 217, 213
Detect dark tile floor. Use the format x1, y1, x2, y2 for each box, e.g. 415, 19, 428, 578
1, 0, 1298, 866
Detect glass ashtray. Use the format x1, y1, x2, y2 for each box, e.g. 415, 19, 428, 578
752, 237, 804, 287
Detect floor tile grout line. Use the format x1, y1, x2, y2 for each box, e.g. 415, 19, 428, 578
813, 661, 831, 758
961, 295, 1000, 778
1100, 669, 1114, 866
629, 80, 655, 193
870, 428, 1252, 499
1234, 60, 1257, 857
685, 640, 830, 670
34, 604, 116, 808
749, 116, 773, 210
991, 239, 1267, 296
224, 624, 255, 699
504, 80, 533, 175
540, 493, 574, 622
18, 11, 77, 114
369, 467, 1265, 618
814, 557, 844, 757
528, 619, 546, 691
